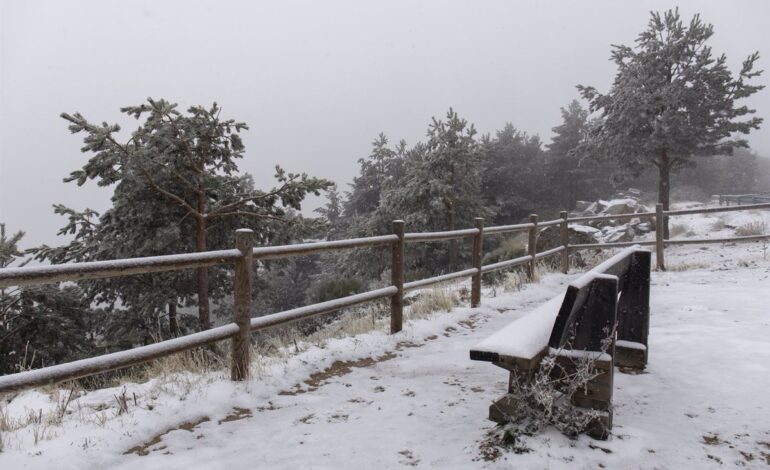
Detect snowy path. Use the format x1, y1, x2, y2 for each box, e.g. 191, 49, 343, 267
3, 242, 770, 469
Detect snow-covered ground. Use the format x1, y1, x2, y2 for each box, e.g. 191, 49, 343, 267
2, 203, 770, 469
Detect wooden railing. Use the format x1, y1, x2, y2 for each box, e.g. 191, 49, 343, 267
1, 201, 768, 393
717, 193, 770, 206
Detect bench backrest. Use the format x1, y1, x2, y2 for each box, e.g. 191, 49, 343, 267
548, 246, 651, 352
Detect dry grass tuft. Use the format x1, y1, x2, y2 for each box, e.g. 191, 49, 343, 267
408, 288, 459, 318
669, 223, 694, 238
502, 271, 526, 292
665, 262, 710, 272
710, 218, 726, 231
735, 221, 767, 236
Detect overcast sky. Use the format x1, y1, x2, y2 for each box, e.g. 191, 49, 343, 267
2, 0, 769, 249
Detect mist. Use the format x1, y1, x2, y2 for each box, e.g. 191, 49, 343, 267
2, 0, 769, 248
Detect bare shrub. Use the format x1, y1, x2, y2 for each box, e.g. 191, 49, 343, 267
735, 221, 767, 236
502, 271, 525, 292
492, 327, 614, 444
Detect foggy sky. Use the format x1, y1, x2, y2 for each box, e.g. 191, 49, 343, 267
2, 0, 769, 249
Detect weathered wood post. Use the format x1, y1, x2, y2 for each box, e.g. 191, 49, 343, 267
559, 210, 569, 274
655, 203, 665, 271
471, 217, 484, 308
231, 228, 254, 381
390, 220, 405, 334
527, 214, 539, 281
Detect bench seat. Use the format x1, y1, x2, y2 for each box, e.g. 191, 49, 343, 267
470, 294, 565, 371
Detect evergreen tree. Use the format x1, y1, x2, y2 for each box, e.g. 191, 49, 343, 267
545, 100, 612, 208
480, 124, 545, 224
56, 98, 330, 330
314, 184, 344, 240
385, 109, 488, 271
578, 9, 764, 236
0, 225, 96, 373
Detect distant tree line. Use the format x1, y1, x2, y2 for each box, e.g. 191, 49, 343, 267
0, 8, 764, 375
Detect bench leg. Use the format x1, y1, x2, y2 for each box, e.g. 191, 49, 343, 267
615, 342, 647, 370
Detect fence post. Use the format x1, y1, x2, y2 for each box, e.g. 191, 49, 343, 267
471, 217, 484, 307
231, 228, 254, 381
527, 214, 539, 281
655, 204, 665, 271
390, 220, 405, 334
559, 210, 569, 274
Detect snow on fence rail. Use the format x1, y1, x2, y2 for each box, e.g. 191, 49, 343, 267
1, 203, 768, 393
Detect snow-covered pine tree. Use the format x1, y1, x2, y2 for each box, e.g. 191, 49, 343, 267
52, 99, 330, 331
545, 100, 612, 209
578, 9, 764, 236
385, 109, 488, 271
0, 225, 96, 373
480, 124, 545, 225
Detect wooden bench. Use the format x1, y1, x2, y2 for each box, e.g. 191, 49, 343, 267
470, 246, 651, 439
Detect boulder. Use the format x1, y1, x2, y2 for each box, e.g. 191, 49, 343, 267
573, 200, 594, 213
603, 199, 639, 216
602, 224, 635, 243
536, 224, 600, 251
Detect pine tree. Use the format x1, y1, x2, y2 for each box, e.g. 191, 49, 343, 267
56, 98, 330, 330
578, 9, 764, 236
480, 124, 545, 224
0, 225, 96, 373
385, 109, 488, 271
545, 100, 612, 208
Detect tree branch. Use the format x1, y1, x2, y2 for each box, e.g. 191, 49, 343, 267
206, 211, 286, 221
138, 166, 201, 218
207, 183, 290, 217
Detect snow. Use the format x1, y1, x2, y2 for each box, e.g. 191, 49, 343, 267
471, 294, 565, 360
549, 348, 612, 362
615, 340, 647, 351
569, 224, 601, 235
3, 204, 770, 469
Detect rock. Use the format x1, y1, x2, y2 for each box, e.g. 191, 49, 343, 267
536, 224, 600, 251
602, 224, 635, 243
603, 199, 639, 215
574, 200, 593, 213
633, 222, 654, 233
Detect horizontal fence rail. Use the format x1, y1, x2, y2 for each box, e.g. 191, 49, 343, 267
567, 211, 656, 224
0, 249, 242, 288
404, 228, 479, 242
664, 234, 770, 245
251, 235, 399, 260
404, 268, 479, 292
480, 255, 533, 274
664, 202, 770, 216
483, 222, 533, 235
2, 200, 770, 393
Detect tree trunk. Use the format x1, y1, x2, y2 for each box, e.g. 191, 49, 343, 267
657, 149, 671, 239
448, 201, 457, 271
168, 300, 178, 337
196, 215, 211, 331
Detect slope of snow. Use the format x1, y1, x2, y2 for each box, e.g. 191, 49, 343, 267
2, 203, 770, 469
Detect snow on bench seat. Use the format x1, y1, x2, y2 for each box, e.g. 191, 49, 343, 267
615, 339, 646, 351
470, 293, 566, 369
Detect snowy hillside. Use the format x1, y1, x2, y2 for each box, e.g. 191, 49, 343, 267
2, 203, 770, 469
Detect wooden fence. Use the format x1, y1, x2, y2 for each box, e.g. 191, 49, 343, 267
1, 202, 768, 393
717, 193, 770, 206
